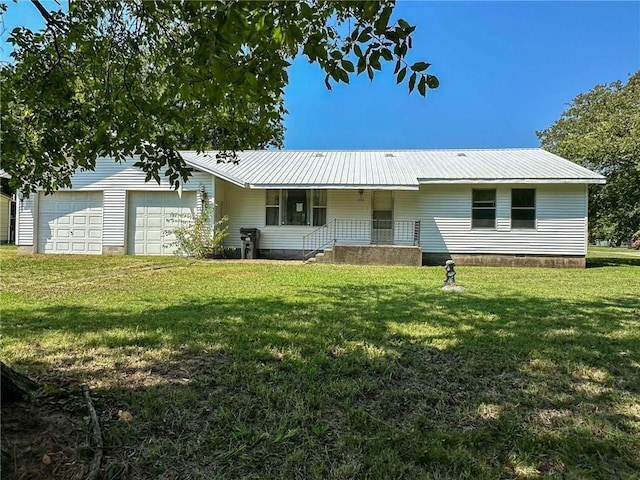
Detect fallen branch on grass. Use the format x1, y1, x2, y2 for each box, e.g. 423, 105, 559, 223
82, 384, 103, 480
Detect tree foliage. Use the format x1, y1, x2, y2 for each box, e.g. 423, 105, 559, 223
537, 72, 640, 244
1, 0, 438, 196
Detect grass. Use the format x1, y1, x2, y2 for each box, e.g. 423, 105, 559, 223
1, 245, 639, 479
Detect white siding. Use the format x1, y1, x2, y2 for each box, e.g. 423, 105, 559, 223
417, 184, 588, 255
16, 158, 214, 250
16, 196, 35, 246
223, 186, 374, 250
224, 184, 315, 250
328, 189, 371, 220
103, 190, 126, 247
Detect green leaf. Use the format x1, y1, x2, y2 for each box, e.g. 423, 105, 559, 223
408, 72, 417, 92
394, 60, 401, 74
374, 6, 393, 34
380, 48, 393, 61
367, 65, 374, 81
398, 19, 411, 30
369, 52, 381, 71
341, 59, 355, 73
357, 28, 372, 43
426, 74, 440, 89
399, 41, 408, 57
411, 61, 430, 72
330, 50, 343, 60
337, 68, 349, 84
417, 75, 426, 96
353, 44, 363, 58
357, 56, 366, 74
396, 67, 407, 84
300, 2, 314, 19
383, 30, 399, 43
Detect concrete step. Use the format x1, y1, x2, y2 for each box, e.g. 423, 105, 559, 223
318, 249, 334, 264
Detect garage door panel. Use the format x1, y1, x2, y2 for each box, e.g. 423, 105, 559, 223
38, 192, 103, 255
128, 191, 196, 255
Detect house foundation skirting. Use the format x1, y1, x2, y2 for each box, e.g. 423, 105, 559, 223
329, 245, 422, 266
102, 246, 126, 255
17, 245, 35, 255
422, 253, 586, 268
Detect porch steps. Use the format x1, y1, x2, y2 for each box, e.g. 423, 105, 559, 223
305, 249, 334, 264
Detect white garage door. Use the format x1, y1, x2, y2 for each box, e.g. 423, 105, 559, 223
127, 191, 197, 255
38, 192, 103, 254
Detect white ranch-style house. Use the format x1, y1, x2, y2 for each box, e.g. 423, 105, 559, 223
16, 149, 605, 267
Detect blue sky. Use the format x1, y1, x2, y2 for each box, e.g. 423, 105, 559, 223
284, 1, 640, 149
2, 1, 639, 150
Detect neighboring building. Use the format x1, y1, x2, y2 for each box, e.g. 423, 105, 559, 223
15, 149, 605, 266
0, 170, 15, 244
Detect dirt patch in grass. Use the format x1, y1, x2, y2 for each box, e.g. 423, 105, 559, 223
1, 390, 90, 480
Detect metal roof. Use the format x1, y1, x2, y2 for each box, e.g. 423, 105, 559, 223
181, 149, 606, 189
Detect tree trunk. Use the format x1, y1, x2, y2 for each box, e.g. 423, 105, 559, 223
1, 362, 39, 402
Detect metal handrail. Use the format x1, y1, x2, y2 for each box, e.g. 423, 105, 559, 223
302, 219, 421, 260
302, 219, 337, 260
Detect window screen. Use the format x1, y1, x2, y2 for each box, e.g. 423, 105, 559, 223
472, 189, 496, 229
511, 189, 535, 229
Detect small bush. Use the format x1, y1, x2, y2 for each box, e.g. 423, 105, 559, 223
163, 204, 229, 259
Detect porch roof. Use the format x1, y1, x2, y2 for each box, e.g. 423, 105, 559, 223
181, 148, 606, 189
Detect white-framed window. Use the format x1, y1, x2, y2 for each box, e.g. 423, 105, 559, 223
312, 190, 327, 226
472, 189, 496, 229
265, 189, 327, 226
511, 189, 536, 229
265, 189, 280, 226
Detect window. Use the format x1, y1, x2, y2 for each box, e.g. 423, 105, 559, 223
284, 190, 308, 225
511, 189, 535, 229
472, 189, 496, 229
265, 190, 280, 225
312, 190, 327, 226
266, 189, 327, 226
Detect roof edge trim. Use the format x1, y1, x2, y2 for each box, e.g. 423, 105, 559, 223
184, 160, 248, 188
418, 178, 606, 185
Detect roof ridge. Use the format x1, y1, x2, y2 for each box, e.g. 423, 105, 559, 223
178, 148, 543, 153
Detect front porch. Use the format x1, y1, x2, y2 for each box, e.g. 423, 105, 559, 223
302, 219, 422, 265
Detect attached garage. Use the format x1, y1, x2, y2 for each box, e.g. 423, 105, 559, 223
127, 191, 197, 255
38, 192, 103, 254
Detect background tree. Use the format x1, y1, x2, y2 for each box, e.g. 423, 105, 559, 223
537, 71, 640, 245
1, 0, 438, 196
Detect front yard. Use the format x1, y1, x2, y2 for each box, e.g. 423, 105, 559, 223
1, 247, 639, 479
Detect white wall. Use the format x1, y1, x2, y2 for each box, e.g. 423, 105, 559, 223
223, 183, 588, 256
410, 184, 588, 256
222, 186, 376, 250
17, 158, 213, 249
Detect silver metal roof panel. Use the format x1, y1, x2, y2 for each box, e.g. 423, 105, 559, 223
181, 148, 606, 188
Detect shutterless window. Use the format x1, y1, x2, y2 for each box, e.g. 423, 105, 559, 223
284, 190, 309, 225
312, 190, 327, 226
511, 189, 535, 229
472, 189, 496, 229
267, 189, 327, 226
265, 190, 280, 225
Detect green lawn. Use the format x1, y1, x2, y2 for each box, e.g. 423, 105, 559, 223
1, 246, 639, 479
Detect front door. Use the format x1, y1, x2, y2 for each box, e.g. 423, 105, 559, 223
371, 190, 393, 244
